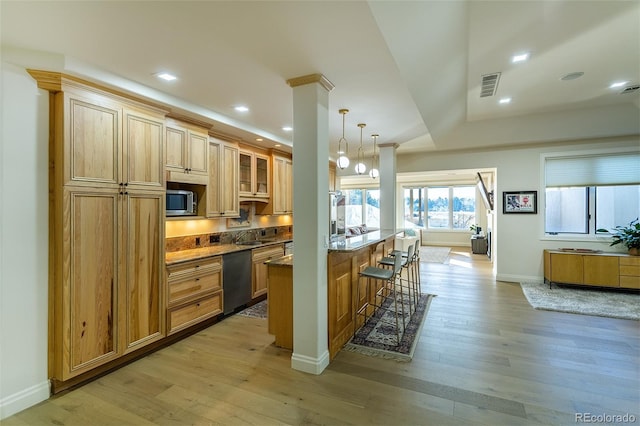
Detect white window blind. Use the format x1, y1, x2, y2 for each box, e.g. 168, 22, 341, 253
545, 152, 640, 187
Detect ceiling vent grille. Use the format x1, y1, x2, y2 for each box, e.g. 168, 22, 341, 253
480, 72, 501, 97
620, 85, 639, 94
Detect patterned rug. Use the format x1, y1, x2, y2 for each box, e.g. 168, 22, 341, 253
421, 246, 451, 264
237, 300, 268, 318
344, 293, 436, 361
520, 282, 639, 320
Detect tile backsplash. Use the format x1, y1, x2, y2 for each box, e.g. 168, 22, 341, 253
166, 226, 293, 252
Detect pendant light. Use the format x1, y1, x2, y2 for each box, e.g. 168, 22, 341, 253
354, 123, 367, 175
369, 134, 379, 179
336, 109, 350, 169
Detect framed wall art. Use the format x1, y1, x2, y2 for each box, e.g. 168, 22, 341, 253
503, 191, 537, 214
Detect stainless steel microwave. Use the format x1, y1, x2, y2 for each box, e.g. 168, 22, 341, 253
166, 189, 197, 216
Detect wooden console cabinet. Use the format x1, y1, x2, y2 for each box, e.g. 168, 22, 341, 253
544, 249, 640, 289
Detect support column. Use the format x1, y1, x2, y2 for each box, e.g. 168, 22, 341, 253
286, 74, 334, 374
378, 143, 398, 231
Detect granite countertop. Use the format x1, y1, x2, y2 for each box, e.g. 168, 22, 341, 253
166, 238, 293, 265
328, 229, 399, 252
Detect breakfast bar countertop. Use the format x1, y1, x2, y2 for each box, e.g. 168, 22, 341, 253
327, 229, 398, 252
264, 254, 293, 267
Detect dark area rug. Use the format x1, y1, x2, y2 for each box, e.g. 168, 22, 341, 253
237, 300, 268, 319
344, 293, 436, 361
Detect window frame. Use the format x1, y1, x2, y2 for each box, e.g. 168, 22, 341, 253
404, 185, 477, 232
540, 148, 640, 243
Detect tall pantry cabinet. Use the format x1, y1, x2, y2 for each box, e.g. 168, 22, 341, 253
28, 71, 167, 386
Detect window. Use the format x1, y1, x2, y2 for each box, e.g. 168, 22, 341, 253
543, 151, 640, 235
343, 189, 380, 229
404, 186, 476, 230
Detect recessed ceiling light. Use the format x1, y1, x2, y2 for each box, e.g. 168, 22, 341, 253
255, 138, 263, 142
234, 106, 249, 112
511, 53, 530, 63
282, 126, 293, 132
274, 144, 281, 147
609, 81, 629, 89
156, 72, 177, 81
499, 97, 511, 104
560, 72, 584, 81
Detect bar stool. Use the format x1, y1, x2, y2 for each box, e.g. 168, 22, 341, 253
379, 242, 417, 313
393, 241, 421, 306
355, 253, 404, 345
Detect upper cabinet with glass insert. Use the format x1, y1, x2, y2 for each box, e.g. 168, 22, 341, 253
239, 149, 270, 200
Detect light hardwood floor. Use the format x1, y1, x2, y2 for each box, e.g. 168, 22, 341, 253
5, 247, 639, 425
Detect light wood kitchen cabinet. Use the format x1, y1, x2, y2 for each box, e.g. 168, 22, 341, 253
165, 118, 209, 184
239, 148, 270, 200
166, 256, 223, 334
207, 137, 240, 217
257, 153, 292, 215
251, 244, 284, 299
543, 249, 640, 288
28, 71, 167, 386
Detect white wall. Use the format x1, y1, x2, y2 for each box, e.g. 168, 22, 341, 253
398, 137, 639, 283
0, 62, 50, 419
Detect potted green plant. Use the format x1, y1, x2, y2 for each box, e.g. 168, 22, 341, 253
598, 218, 640, 255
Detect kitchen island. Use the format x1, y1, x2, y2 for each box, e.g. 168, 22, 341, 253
266, 229, 397, 359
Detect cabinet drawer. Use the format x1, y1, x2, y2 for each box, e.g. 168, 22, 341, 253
620, 257, 640, 267
167, 256, 222, 280
168, 271, 222, 304
620, 264, 640, 277
168, 293, 222, 334
252, 244, 284, 261
620, 275, 640, 289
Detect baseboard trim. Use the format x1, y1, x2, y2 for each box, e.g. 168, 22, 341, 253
291, 350, 330, 375
0, 380, 50, 420
497, 273, 543, 284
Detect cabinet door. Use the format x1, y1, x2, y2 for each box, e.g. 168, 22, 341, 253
284, 159, 293, 213
207, 140, 221, 216
583, 256, 619, 287
64, 90, 121, 187
252, 245, 284, 299
65, 189, 120, 379
165, 125, 187, 172
187, 130, 209, 176
221, 143, 239, 216
272, 157, 286, 214
207, 139, 239, 217
121, 191, 165, 352
254, 153, 270, 198
123, 107, 164, 189
239, 151, 252, 195
550, 253, 583, 284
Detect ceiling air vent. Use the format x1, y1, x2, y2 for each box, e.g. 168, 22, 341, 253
480, 72, 501, 97
620, 85, 640, 94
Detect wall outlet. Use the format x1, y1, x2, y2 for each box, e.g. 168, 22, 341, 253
209, 234, 220, 244
195, 237, 201, 246
261, 229, 266, 236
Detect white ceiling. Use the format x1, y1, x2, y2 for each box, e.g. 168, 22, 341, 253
2, 1, 639, 161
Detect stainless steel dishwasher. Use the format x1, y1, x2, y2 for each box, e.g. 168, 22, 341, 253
222, 250, 252, 315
